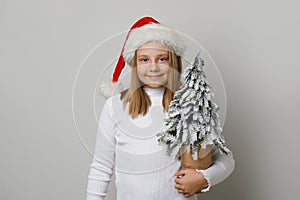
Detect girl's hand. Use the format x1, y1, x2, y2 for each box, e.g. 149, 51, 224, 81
174, 168, 208, 198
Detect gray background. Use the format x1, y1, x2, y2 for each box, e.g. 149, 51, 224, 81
1, 0, 299, 200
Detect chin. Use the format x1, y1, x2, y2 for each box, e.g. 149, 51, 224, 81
144, 82, 164, 88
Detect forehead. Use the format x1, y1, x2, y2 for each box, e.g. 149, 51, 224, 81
137, 41, 169, 55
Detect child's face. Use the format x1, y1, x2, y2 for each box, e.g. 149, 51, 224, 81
136, 41, 170, 88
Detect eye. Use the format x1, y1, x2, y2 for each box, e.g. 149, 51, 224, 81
158, 56, 169, 62
138, 57, 149, 63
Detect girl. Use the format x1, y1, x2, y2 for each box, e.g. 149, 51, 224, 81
87, 16, 235, 200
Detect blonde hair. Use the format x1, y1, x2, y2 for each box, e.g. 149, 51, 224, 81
121, 49, 182, 119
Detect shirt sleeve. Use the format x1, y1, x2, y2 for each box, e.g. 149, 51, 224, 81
86, 98, 116, 200
196, 145, 235, 193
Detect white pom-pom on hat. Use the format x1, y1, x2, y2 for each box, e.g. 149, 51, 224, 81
99, 16, 185, 98
99, 80, 124, 98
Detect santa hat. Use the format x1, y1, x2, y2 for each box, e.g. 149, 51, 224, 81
100, 16, 185, 97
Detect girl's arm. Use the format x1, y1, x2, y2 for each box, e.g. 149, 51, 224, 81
196, 145, 235, 192
86, 98, 116, 200
174, 145, 235, 197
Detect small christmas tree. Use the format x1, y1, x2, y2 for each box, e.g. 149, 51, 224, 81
157, 52, 231, 162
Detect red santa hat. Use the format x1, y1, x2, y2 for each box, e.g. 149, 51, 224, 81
100, 16, 185, 97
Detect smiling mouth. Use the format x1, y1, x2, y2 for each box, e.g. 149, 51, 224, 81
146, 74, 164, 78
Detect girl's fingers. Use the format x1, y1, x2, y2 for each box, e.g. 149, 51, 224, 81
175, 184, 183, 190
174, 170, 186, 176
174, 176, 183, 184
184, 193, 191, 197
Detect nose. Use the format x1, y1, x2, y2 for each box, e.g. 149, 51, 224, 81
149, 62, 160, 72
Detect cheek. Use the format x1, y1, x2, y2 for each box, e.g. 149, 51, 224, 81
161, 66, 171, 76
136, 66, 146, 79
161, 64, 170, 71
162, 67, 171, 83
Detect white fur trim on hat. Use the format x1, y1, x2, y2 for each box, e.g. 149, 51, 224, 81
99, 80, 124, 97
123, 23, 185, 66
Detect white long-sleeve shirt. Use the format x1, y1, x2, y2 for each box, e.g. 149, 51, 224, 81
87, 87, 235, 200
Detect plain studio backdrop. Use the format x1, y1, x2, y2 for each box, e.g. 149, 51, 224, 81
1, 0, 299, 200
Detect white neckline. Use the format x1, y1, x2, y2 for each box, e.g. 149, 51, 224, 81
143, 87, 166, 98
